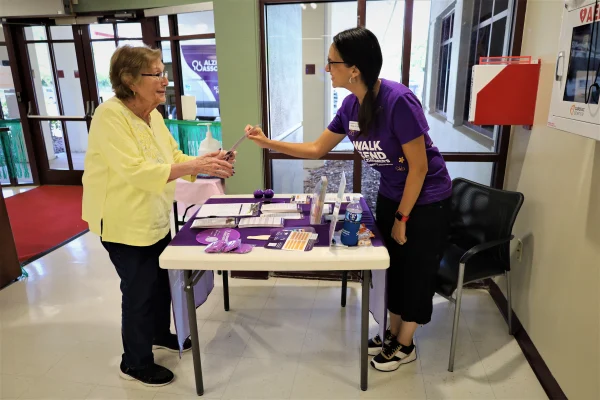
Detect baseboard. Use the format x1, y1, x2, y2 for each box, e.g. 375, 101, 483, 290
486, 278, 568, 400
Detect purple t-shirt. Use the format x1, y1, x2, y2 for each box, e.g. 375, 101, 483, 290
328, 79, 451, 205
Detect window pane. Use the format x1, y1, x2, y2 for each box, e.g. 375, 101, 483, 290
50, 26, 73, 40
177, 11, 215, 35
27, 43, 59, 116
43, 120, 68, 170
479, 0, 494, 22
266, 2, 357, 152
409, 0, 431, 102
271, 159, 354, 196
92, 41, 117, 103
65, 121, 87, 170
161, 41, 176, 118
436, 44, 449, 112
0, 46, 20, 119
53, 43, 85, 117
442, 15, 450, 42
361, 160, 380, 215
366, 0, 405, 83
118, 40, 144, 48
117, 23, 142, 39
180, 39, 219, 120
25, 26, 47, 41
90, 24, 114, 40
446, 162, 493, 186
489, 17, 507, 57
159, 15, 170, 37
475, 24, 491, 61
494, 0, 509, 15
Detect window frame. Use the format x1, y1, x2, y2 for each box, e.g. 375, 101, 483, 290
146, 13, 218, 121
435, 11, 455, 116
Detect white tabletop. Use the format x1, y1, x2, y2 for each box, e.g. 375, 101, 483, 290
160, 194, 390, 272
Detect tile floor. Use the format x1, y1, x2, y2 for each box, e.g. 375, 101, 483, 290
0, 231, 548, 399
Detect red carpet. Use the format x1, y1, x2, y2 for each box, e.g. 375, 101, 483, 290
5, 186, 88, 263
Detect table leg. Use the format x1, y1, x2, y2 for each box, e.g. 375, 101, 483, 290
361, 270, 371, 391
223, 271, 230, 312
185, 270, 204, 396
341, 271, 348, 308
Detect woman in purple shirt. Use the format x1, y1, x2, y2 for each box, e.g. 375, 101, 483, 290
246, 27, 451, 372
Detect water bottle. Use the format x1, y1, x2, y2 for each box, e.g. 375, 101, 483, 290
340, 196, 363, 246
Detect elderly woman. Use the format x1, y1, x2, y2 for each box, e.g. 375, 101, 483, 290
82, 45, 234, 387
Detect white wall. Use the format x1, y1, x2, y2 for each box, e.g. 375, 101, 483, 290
502, 1, 600, 398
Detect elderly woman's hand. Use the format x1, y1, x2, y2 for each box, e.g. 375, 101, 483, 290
192, 150, 235, 178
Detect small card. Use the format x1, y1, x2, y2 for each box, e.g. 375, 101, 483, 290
264, 228, 318, 251
191, 217, 237, 229
261, 203, 299, 213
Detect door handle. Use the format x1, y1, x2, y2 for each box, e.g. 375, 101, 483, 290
27, 101, 87, 120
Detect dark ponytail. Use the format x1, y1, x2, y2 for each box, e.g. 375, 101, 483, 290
358, 85, 377, 137
333, 27, 382, 136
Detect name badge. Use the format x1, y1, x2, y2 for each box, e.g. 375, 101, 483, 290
349, 121, 360, 131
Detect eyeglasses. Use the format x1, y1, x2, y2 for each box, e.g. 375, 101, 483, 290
326, 60, 346, 69
141, 71, 169, 80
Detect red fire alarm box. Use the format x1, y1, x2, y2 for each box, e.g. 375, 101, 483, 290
468, 56, 541, 126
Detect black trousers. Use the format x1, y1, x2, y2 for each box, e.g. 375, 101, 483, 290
376, 194, 450, 325
101, 233, 172, 368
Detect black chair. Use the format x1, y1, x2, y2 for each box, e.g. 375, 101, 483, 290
436, 178, 524, 372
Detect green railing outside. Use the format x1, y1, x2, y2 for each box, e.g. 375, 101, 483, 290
164, 119, 223, 157
0, 119, 31, 182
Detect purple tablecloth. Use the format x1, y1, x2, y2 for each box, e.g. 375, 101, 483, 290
169, 196, 389, 353
170, 197, 384, 248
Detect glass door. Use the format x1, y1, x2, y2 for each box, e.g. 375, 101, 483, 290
21, 25, 93, 184
0, 25, 35, 186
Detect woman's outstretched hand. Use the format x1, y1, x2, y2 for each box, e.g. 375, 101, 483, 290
245, 125, 270, 149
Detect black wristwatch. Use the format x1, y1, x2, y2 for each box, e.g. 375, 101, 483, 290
395, 211, 409, 223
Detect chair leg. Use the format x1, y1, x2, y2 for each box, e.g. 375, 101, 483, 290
448, 262, 466, 372
506, 271, 513, 335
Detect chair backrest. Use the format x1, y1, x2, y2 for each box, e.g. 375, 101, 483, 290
448, 178, 524, 267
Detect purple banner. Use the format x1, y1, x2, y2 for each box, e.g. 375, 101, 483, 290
181, 44, 219, 101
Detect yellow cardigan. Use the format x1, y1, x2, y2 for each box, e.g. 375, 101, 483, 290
82, 97, 195, 246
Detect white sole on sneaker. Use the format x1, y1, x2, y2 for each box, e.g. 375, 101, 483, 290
368, 347, 382, 356
152, 345, 191, 353
370, 348, 417, 372
118, 370, 174, 387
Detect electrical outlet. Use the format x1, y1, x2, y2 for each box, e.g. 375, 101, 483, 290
515, 239, 523, 262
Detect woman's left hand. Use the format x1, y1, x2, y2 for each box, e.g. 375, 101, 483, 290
391, 220, 407, 245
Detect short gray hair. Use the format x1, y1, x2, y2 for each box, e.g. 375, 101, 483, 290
109, 45, 162, 100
